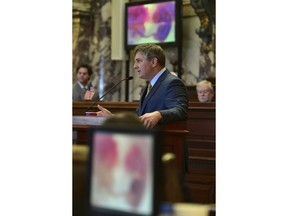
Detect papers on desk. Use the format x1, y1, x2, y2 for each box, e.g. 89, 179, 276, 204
73, 116, 107, 125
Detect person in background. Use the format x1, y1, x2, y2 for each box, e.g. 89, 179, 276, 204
196, 80, 214, 103
72, 64, 99, 100
96, 43, 188, 128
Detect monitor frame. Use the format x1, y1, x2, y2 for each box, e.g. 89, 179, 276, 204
124, 0, 180, 50
86, 126, 163, 216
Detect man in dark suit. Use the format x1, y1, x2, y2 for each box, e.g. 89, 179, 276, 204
96, 44, 188, 128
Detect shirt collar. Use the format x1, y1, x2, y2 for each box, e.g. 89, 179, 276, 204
150, 67, 166, 87
77, 81, 92, 90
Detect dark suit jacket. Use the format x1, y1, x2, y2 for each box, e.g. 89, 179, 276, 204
136, 70, 188, 124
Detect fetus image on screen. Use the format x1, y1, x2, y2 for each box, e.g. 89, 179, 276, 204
127, 2, 175, 45
90, 132, 153, 214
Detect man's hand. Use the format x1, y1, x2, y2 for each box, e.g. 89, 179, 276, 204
139, 111, 162, 128
84, 88, 95, 100
96, 104, 113, 117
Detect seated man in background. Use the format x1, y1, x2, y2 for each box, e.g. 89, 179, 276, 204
196, 80, 215, 103
72, 64, 99, 100
96, 43, 188, 128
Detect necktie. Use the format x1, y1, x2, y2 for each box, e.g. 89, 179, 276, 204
145, 83, 152, 97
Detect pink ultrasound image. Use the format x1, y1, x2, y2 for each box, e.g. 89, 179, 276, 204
90, 132, 153, 215
127, 2, 175, 45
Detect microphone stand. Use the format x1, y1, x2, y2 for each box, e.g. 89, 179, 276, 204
85, 76, 133, 112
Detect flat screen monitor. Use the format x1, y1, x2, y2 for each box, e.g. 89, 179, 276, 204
87, 126, 163, 216
124, 0, 180, 50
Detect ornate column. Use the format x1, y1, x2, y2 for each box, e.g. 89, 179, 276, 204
73, 0, 94, 83
86, 0, 121, 101
73, 0, 123, 101
190, 0, 215, 81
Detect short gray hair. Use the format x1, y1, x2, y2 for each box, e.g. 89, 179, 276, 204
196, 80, 214, 93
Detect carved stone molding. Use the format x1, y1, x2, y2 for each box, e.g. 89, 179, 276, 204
190, 0, 215, 45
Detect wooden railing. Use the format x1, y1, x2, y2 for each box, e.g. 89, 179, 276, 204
186, 102, 215, 204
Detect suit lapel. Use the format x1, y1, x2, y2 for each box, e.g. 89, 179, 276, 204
139, 71, 168, 115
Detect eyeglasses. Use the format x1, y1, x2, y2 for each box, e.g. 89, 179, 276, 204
197, 90, 210, 94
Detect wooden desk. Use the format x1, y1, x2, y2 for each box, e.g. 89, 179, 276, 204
72, 102, 189, 173
73, 122, 189, 173
73, 101, 215, 204
186, 102, 215, 204
73, 101, 138, 115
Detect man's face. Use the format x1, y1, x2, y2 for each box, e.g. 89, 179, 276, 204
76, 67, 90, 85
133, 52, 153, 80
197, 86, 214, 103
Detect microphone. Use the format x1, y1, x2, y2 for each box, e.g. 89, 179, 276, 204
85, 76, 133, 112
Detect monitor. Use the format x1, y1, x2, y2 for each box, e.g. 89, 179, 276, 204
86, 126, 163, 216
124, 0, 180, 50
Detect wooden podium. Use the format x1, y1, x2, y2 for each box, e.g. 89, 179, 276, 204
72, 115, 189, 173
73, 101, 216, 203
